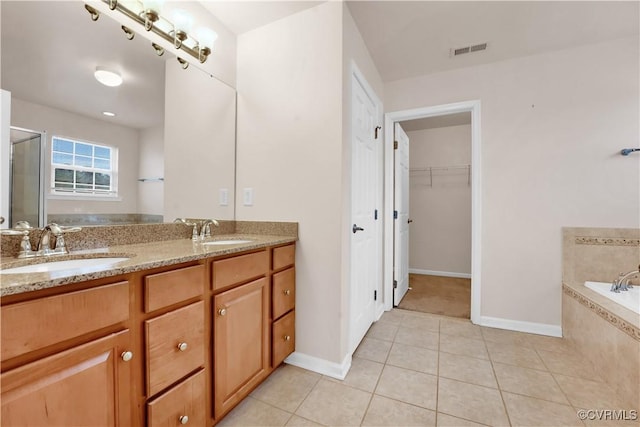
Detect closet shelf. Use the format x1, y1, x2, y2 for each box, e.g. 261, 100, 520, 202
410, 164, 471, 187
137, 177, 164, 182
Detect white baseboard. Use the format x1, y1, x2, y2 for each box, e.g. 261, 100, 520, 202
409, 268, 472, 279
479, 315, 562, 337
284, 351, 352, 380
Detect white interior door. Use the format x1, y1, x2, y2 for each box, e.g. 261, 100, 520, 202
350, 73, 380, 352
394, 123, 410, 305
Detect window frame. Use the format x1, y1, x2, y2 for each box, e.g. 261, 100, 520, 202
49, 136, 119, 199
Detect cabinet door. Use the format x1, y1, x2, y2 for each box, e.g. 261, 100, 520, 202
213, 277, 269, 418
1, 330, 132, 427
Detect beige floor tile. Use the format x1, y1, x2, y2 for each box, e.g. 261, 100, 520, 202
554, 374, 624, 409
362, 395, 436, 426
486, 340, 548, 371
366, 320, 400, 342
285, 415, 323, 426
526, 334, 576, 354
251, 364, 322, 412
481, 327, 534, 347
440, 319, 483, 339
217, 397, 292, 427
379, 309, 406, 325
437, 377, 509, 426
386, 342, 438, 375
325, 357, 384, 393
375, 365, 438, 410
402, 314, 440, 332
502, 392, 584, 427
295, 379, 371, 426
439, 334, 488, 360
493, 362, 570, 404
438, 352, 497, 388
537, 349, 602, 380
436, 413, 489, 426
395, 327, 440, 350
354, 337, 392, 363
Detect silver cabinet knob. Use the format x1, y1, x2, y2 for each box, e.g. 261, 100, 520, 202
283, 335, 291, 341
218, 308, 227, 316
177, 342, 188, 352
179, 415, 189, 424
121, 351, 133, 362
283, 289, 291, 296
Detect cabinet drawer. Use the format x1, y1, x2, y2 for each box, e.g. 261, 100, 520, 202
144, 265, 204, 313
1, 281, 129, 361
146, 301, 205, 396
147, 369, 205, 427
272, 267, 295, 320
212, 251, 268, 291
272, 311, 295, 368
272, 244, 295, 271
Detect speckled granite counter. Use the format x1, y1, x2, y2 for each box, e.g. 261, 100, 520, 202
0, 234, 296, 297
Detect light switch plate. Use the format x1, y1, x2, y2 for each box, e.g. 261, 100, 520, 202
243, 188, 253, 206
219, 189, 228, 206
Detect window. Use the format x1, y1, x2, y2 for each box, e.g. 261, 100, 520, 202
51, 137, 117, 196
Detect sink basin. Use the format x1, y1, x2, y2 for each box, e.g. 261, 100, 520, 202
202, 240, 254, 246
1, 257, 129, 274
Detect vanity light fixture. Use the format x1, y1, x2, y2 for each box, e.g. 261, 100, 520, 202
152, 42, 165, 56
85, 0, 217, 66
177, 57, 189, 70
94, 67, 123, 87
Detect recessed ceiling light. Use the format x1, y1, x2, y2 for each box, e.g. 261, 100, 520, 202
102, 111, 116, 117
94, 67, 123, 87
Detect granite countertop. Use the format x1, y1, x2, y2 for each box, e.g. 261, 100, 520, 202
0, 234, 296, 297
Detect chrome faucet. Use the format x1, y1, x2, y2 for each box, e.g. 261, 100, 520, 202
174, 218, 219, 241
1, 222, 80, 258
611, 266, 639, 293
199, 219, 219, 239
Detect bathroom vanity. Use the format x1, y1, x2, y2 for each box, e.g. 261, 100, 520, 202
0, 229, 296, 426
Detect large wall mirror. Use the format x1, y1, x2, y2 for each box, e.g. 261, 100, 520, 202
1, 1, 236, 227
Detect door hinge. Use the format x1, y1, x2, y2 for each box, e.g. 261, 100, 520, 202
374, 126, 382, 139
374, 209, 378, 220
394, 140, 398, 150
393, 210, 398, 219
393, 280, 398, 289
374, 290, 377, 301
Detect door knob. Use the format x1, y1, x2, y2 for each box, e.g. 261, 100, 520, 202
121, 351, 133, 362
352, 224, 364, 234
218, 308, 227, 316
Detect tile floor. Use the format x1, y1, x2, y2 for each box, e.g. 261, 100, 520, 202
218, 309, 639, 427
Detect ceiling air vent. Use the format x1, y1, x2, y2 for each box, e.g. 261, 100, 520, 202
451, 42, 488, 57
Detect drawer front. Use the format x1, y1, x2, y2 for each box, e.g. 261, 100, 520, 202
212, 251, 268, 291
272, 267, 295, 320
272, 311, 295, 368
272, 244, 295, 271
1, 281, 129, 361
144, 265, 204, 313
147, 369, 205, 427
146, 301, 205, 396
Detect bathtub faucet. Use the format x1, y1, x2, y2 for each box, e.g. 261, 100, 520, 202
611, 266, 639, 293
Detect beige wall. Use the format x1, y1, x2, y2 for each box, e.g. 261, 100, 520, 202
138, 125, 164, 216
163, 60, 236, 222
408, 124, 471, 275
385, 37, 640, 327
11, 98, 140, 216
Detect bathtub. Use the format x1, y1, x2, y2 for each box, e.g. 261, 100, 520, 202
585, 281, 640, 314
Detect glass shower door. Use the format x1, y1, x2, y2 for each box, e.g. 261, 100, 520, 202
10, 127, 45, 227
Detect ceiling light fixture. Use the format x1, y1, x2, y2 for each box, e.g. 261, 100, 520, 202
102, 111, 116, 117
94, 67, 123, 87
85, 0, 217, 66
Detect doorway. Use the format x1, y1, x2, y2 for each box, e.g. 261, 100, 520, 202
383, 101, 482, 324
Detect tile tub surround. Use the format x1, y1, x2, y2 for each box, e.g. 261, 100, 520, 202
219, 309, 639, 427
562, 227, 640, 414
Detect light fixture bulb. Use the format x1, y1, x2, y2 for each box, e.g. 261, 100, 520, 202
195, 27, 218, 50
172, 9, 193, 33
102, 111, 116, 117
94, 67, 123, 87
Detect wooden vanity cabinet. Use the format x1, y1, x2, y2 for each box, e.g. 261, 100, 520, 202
271, 244, 296, 368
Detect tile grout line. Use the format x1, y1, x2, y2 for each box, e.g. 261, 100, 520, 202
483, 331, 514, 427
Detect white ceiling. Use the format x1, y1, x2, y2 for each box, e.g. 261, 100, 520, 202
1, 1, 166, 130
401, 112, 471, 132
346, 1, 639, 82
